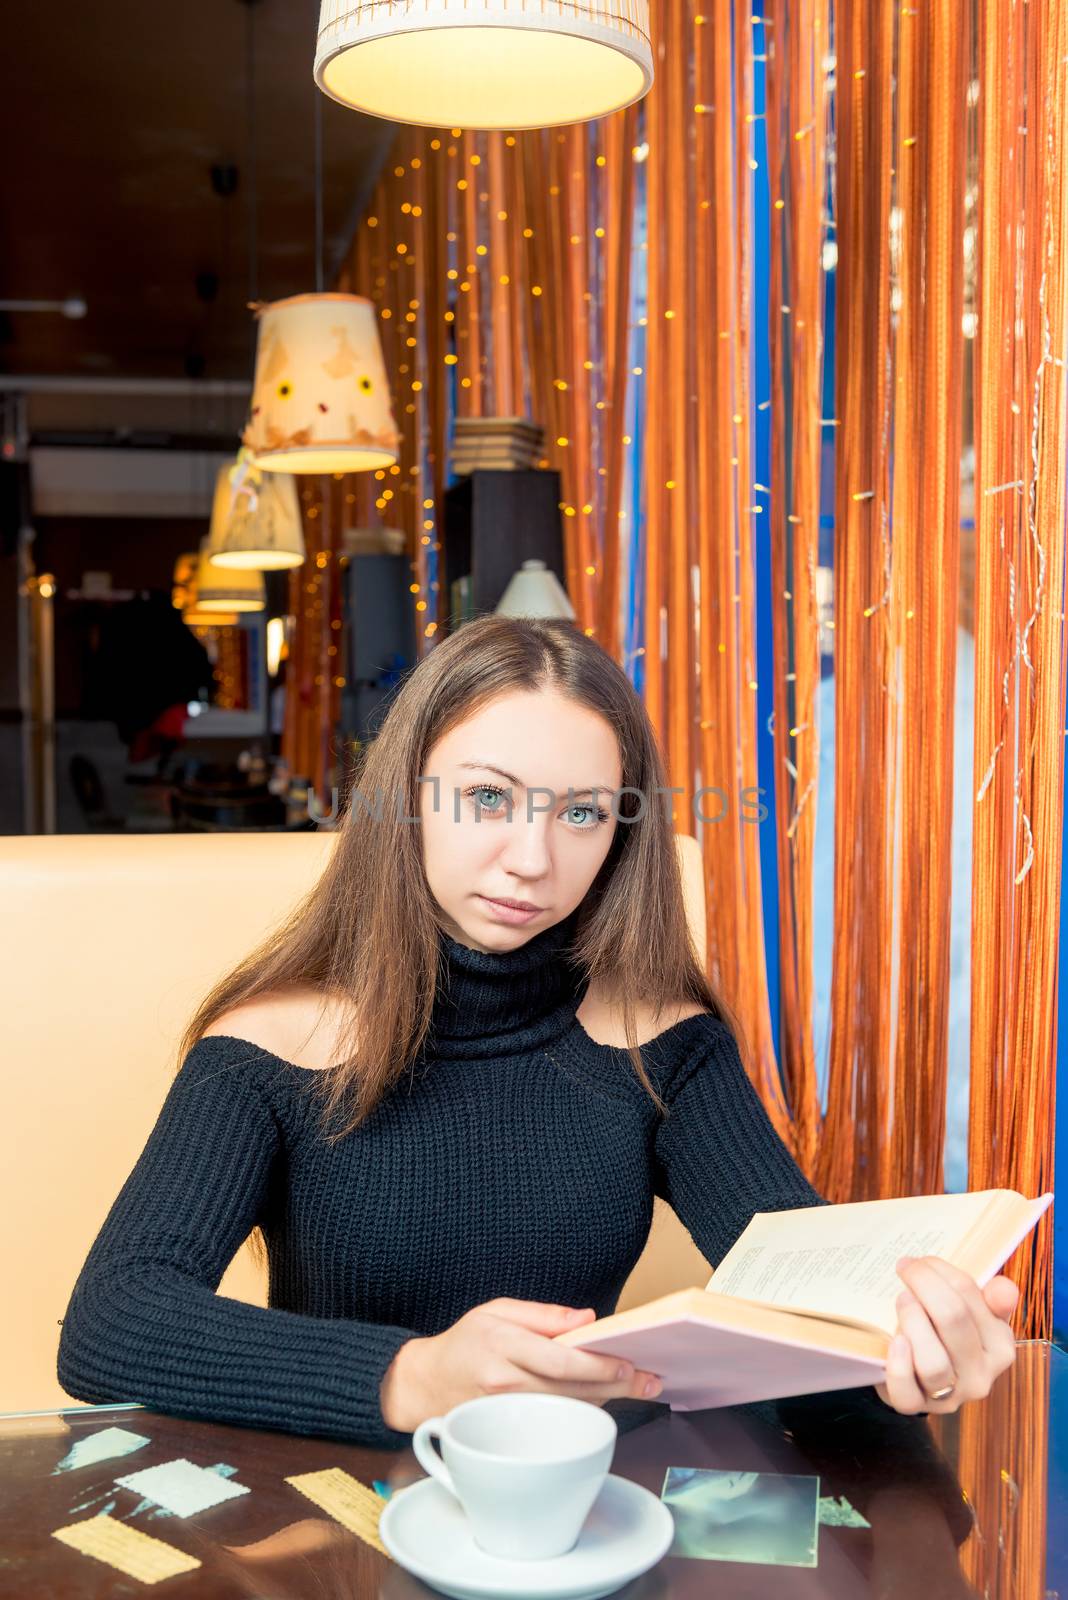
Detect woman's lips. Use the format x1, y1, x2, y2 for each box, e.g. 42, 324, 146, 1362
478, 895, 543, 923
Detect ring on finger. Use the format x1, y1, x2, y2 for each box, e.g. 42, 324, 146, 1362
926, 1380, 956, 1402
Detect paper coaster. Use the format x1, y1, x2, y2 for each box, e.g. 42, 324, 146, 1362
53, 1426, 152, 1475
52, 1514, 201, 1584
115, 1458, 251, 1518
284, 1467, 389, 1555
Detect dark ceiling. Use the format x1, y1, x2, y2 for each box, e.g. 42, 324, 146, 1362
2, 0, 398, 381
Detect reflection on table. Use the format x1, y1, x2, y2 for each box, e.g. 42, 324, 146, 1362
0, 1341, 1062, 1599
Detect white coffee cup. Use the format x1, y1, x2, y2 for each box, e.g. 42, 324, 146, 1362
412, 1393, 617, 1560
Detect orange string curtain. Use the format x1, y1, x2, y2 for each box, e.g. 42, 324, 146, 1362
967, 0, 1067, 1336
312, 0, 1067, 1332
819, 0, 896, 1203
821, 0, 969, 1207
887, 0, 968, 1205
764, 0, 829, 1177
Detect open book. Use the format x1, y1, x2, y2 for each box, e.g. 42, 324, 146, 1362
554, 1189, 1053, 1410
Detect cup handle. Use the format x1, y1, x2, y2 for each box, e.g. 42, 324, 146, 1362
412, 1417, 461, 1503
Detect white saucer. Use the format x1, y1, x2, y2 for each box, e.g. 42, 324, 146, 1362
378, 1471, 675, 1600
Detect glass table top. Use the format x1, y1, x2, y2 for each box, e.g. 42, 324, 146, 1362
1, 1341, 1063, 1598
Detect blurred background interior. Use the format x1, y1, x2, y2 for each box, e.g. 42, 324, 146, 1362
0, 1, 572, 837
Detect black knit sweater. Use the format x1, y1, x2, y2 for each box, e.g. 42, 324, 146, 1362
57, 910, 826, 1450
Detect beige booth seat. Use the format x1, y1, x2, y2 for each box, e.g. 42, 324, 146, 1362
1, 831, 714, 1414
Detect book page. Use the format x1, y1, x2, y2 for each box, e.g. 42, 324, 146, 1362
704, 1191, 1003, 1336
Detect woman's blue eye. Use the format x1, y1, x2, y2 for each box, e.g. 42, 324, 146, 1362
463, 784, 609, 828
566, 805, 596, 827
469, 785, 508, 812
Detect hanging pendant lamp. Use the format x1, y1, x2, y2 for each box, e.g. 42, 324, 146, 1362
183, 604, 241, 628
206, 459, 306, 570
172, 550, 198, 612
495, 558, 576, 620
174, 550, 240, 627
193, 539, 266, 613
313, 0, 653, 128
243, 292, 400, 474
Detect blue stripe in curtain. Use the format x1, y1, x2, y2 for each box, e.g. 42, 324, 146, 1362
623, 102, 648, 697
1056, 740, 1068, 1344
750, 18, 782, 1067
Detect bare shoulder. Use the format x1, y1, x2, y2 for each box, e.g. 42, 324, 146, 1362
201, 987, 355, 1071
574, 982, 710, 1048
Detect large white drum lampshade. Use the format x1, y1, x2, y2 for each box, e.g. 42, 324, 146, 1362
243, 292, 400, 474
313, 0, 653, 129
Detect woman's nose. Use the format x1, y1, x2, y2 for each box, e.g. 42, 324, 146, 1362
500, 818, 552, 873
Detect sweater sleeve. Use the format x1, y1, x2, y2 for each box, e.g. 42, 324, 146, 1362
652, 1017, 829, 1269
56, 1046, 419, 1450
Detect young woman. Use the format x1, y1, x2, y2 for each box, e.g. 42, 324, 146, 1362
58, 616, 1018, 1448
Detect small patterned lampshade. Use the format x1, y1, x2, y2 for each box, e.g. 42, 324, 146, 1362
175, 549, 240, 626
243, 292, 400, 474
206, 463, 306, 570
172, 551, 199, 611
314, 0, 653, 128
183, 605, 240, 628
193, 540, 266, 613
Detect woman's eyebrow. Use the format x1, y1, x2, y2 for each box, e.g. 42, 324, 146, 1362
457, 760, 612, 798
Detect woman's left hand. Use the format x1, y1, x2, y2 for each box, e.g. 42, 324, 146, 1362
875, 1256, 1020, 1415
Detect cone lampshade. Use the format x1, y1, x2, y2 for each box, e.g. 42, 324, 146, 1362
193, 540, 266, 613
243, 293, 400, 474
495, 559, 575, 620
206, 463, 305, 570
174, 550, 241, 626
172, 551, 199, 611
183, 605, 240, 628
314, 0, 653, 128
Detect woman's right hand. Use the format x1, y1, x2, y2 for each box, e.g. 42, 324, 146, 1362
379, 1297, 664, 1433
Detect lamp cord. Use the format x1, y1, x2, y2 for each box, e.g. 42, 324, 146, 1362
314, 38, 324, 294
245, 0, 259, 308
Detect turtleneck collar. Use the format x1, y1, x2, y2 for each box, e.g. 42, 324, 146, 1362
424, 906, 586, 1060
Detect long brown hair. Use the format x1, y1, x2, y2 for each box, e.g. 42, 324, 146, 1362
179, 615, 741, 1257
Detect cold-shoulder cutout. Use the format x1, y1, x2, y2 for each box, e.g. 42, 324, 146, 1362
572, 989, 711, 1049
190, 1033, 329, 1076
200, 989, 352, 1072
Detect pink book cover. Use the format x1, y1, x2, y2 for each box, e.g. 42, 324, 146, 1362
556, 1307, 887, 1411
556, 1192, 1053, 1412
